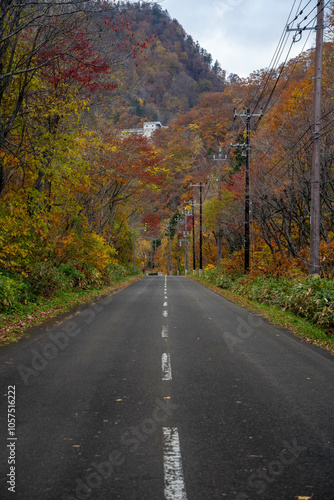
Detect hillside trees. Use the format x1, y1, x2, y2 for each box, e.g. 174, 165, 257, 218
149, 36, 334, 276
0, 0, 98, 196
106, 2, 226, 126
0, 0, 165, 285
1, 0, 334, 288
248, 41, 334, 275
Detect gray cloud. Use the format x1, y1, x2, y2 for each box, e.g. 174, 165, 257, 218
161, 0, 315, 77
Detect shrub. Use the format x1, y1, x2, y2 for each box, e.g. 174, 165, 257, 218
106, 263, 132, 280
199, 267, 334, 332
58, 264, 86, 289
284, 276, 334, 329
231, 276, 293, 307
202, 267, 220, 283
28, 262, 68, 297
216, 274, 233, 289
0, 272, 34, 310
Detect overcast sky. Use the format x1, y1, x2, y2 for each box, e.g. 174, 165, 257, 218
159, 0, 317, 77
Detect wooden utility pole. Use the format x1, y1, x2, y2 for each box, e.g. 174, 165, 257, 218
166, 222, 172, 275
213, 149, 228, 265
245, 112, 251, 272
199, 184, 203, 273
192, 199, 196, 272
233, 107, 262, 273
310, 0, 324, 274
287, 1, 324, 274
190, 182, 205, 275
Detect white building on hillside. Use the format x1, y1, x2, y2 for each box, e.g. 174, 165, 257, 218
122, 121, 167, 139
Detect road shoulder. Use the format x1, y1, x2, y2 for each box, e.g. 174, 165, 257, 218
0, 276, 143, 347
188, 275, 334, 355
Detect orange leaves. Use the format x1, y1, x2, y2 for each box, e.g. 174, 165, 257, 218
142, 214, 161, 234
97, 132, 164, 187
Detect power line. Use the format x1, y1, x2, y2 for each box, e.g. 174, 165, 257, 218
288, 0, 313, 26
260, 0, 325, 117
288, 0, 319, 29
257, 109, 334, 193
252, 0, 331, 130
263, 20, 315, 116
249, 0, 304, 114
254, 0, 333, 157
302, 0, 332, 29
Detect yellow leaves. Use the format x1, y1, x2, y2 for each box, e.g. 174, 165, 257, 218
55, 229, 118, 273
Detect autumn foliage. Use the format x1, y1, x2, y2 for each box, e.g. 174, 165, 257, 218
1, 1, 334, 309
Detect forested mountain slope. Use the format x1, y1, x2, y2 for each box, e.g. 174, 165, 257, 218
107, 2, 227, 126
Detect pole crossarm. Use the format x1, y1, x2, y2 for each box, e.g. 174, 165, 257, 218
234, 107, 263, 120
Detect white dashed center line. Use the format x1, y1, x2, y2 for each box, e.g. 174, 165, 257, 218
163, 427, 187, 499
162, 353, 172, 380
162, 326, 168, 338
161, 277, 187, 498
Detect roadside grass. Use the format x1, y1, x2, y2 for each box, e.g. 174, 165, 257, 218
190, 276, 334, 354
0, 275, 142, 347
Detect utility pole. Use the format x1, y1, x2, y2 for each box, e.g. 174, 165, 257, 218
233, 107, 262, 273
132, 227, 136, 274
287, 1, 324, 274
182, 209, 191, 275
190, 183, 205, 276
183, 235, 189, 275
166, 222, 172, 275
212, 149, 228, 265
187, 199, 199, 274
310, 0, 324, 274
177, 235, 180, 275
192, 199, 196, 273
175, 216, 182, 276
200, 184, 203, 274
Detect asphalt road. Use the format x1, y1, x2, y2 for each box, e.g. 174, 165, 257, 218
0, 276, 333, 500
